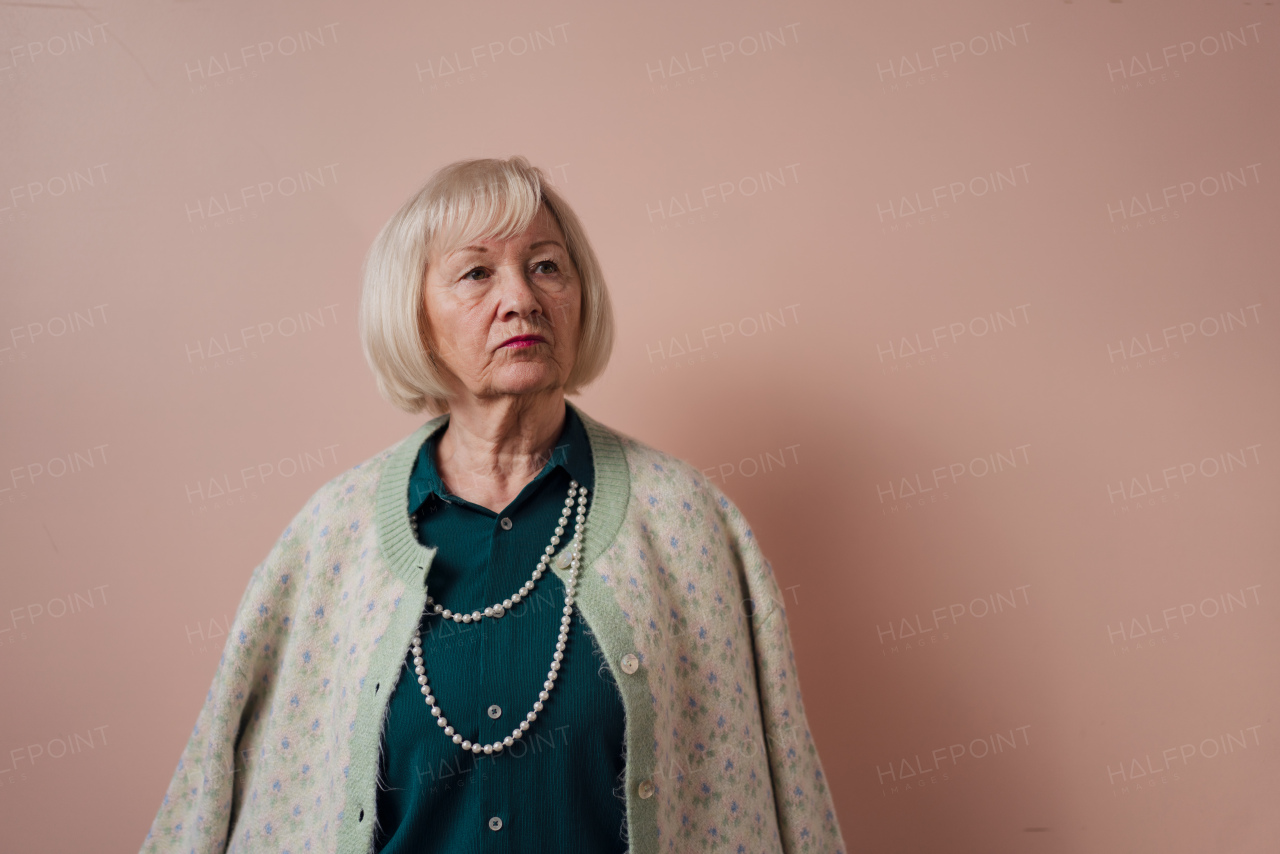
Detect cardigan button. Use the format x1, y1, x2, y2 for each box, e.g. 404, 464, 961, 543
488, 816, 503, 831
620, 653, 639, 675
637, 779, 655, 799
499, 517, 513, 530
487, 704, 502, 719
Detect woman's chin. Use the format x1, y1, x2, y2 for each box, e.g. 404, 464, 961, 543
484, 366, 563, 398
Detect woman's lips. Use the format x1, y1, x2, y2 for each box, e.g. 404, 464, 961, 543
500, 335, 546, 349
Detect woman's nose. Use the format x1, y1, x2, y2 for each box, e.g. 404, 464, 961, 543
493, 265, 541, 316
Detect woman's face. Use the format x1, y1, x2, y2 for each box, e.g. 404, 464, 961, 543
423, 205, 582, 404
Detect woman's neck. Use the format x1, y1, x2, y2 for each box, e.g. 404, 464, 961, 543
434, 391, 567, 513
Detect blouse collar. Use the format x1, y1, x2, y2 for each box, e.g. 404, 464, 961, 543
374, 399, 632, 588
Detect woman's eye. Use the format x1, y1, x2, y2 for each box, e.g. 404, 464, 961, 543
534, 260, 559, 274
463, 267, 488, 280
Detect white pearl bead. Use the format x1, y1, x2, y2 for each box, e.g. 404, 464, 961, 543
452, 735, 462, 744
483, 745, 493, 755
503, 736, 514, 747
444, 726, 454, 736
461, 740, 471, 750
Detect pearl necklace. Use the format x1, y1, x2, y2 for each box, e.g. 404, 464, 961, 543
422, 480, 580, 623
410, 480, 589, 755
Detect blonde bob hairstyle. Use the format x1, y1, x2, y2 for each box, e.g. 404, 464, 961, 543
359, 156, 615, 415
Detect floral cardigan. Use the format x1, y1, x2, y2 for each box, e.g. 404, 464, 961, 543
139, 402, 847, 854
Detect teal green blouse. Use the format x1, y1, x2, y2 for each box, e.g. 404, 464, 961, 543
372, 403, 629, 853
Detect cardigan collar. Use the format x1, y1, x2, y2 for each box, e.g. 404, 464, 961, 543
374, 399, 632, 588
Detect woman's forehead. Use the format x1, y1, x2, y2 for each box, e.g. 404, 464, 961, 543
432, 207, 565, 261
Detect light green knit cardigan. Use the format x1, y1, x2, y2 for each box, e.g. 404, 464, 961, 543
140, 402, 847, 854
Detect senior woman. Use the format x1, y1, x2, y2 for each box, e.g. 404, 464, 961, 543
140, 157, 845, 854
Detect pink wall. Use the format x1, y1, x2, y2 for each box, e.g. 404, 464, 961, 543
2, 1, 1277, 851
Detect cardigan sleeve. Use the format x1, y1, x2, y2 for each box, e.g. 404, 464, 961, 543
709, 485, 849, 854
138, 509, 307, 854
